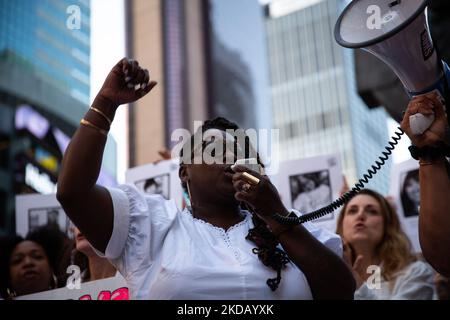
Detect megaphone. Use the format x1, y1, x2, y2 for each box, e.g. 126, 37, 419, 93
272, 0, 450, 226
335, 0, 450, 136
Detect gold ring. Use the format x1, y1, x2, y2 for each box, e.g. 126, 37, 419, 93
241, 172, 260, 186
242, 183, 251, 192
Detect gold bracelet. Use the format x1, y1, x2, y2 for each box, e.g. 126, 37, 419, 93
420, 162, 444, 166
80, 119, 108, 137
419, 157, 447, 166
90, 107, 112, 126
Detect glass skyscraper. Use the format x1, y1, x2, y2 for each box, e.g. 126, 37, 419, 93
265, 0, 391, 194
0, 0, 91, 104
207, 0, 271, 131
0, 0, 117, 235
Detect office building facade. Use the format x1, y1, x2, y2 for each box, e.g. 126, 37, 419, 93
0, 0, 91, 104
126, 0, 271, 166
266, 0, 391, 194
0, 0, 117, 235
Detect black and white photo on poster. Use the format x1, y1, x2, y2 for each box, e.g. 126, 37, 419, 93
399, 169, 420, 217
274, 155, 342, 232
28, 206, 70, 234
289, 170, 333, 221
389, 159, 421, 252
16, 194, 72, 238
135, 173, 170, 199
125, 159, 183, 209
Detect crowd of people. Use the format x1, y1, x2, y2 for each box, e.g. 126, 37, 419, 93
0, 223, 118, 299
1, 58, 449, 300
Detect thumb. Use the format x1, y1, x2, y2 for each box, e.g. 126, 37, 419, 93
146, 81, 158, 93
138, 81, 157, 98
432, 95, 446, 119
158, 149, 172, 160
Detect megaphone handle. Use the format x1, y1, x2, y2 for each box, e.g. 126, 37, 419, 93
409, 112, 435, 136
408, 88, 445, 135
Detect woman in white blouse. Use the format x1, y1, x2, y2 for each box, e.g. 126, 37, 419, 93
57, 58, 355, 300
336, 189, 435, 299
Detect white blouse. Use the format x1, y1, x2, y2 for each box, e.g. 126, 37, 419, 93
354, 261, 436, 300
94, 184, 343, 300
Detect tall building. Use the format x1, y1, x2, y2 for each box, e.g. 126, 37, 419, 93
265, 0, 391, 194
0, 0, 91, 105
126, 0, 270, 167
206, 0, 271, 131
126, 0, 172, 167
0, 0, 117, 235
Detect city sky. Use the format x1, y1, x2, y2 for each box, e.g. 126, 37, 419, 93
90, 0, 410, 185
90, 0, 127, 183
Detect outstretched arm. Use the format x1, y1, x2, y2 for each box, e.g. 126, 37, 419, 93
57, 58, 156, 253
401, 92, 450, 276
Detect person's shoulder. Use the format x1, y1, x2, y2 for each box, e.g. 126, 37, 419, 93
408, 260, 435, 273
113, 183, 171, 203
399, 260, 435, 279
110, 183, 179, 217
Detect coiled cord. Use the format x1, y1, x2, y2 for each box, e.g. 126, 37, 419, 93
272, 127, 405, 225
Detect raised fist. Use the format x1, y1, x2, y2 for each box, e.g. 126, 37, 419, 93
96, 58, 157, 109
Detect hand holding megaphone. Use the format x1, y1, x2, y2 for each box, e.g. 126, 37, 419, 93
408, 90, 443, 135
401, 92, 447, 147
334, 0, 450, 139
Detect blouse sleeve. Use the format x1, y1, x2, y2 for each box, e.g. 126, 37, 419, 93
92, 184, 178, 277
291, 209, 343, 258
355, 261, 436, 300
389, 261, 436, 300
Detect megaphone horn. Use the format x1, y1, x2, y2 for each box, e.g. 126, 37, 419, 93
335, 0, 450, 136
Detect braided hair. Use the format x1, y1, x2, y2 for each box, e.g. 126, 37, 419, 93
180, 117, 290, 291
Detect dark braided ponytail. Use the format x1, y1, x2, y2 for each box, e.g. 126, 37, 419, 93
245, 211, 290, 291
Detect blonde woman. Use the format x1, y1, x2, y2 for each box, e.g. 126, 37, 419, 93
336, 189, 435, 299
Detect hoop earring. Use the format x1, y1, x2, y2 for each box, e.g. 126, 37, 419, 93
6, 288, 17, 299
50, 274, 58, 289
185, 181, 194, 209
183, 189, 192, 210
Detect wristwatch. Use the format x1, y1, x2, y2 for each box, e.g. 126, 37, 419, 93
409, 143, 450, 179
408, 143, 450, 161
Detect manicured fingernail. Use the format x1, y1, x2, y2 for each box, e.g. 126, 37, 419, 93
134, 84, 141, 91
125, 77, 132, 82
141, 83, 147, 89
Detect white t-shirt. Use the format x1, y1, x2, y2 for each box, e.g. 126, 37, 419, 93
94, 184, 342, 300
